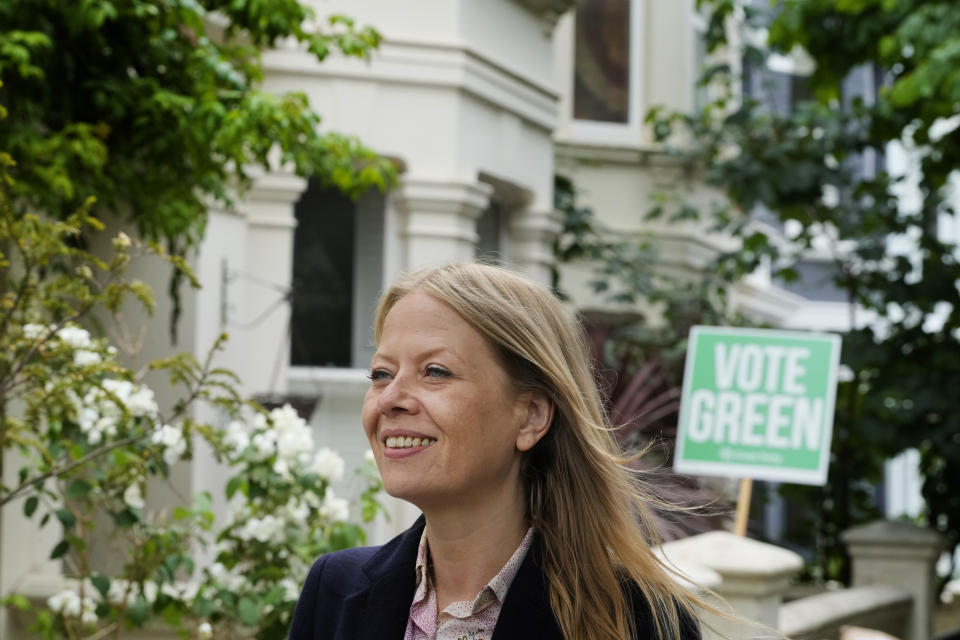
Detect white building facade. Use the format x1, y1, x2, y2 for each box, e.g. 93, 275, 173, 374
4, 2, 915, 635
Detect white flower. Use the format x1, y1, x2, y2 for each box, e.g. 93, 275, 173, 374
251, 430, 277, 460
208, 562, 228, 582
302, 491, 320, 510
80, 598, 98, 624
364, 449, 375, 463
75, 378, 159, 446
23, 323, 48, 340
106, 579, 130, 604
271, 405, 313, 466
123, 484, 145, 510
161, 581, 200, 603
198, 621, 213, 639
57, 325, 92, 349
47, 588, 96, 623
73, 349, 101, 367
225, 494, 248, 524
319, 489, 349, 522
84, 424, 103, 445
236, 514, 285, 543
152, 424, 187, 465
280, 578, 300, 601
311, 448, 344, 483
125, 385, 158, 418
272, 457, 291, 478
281, 498, 309, 523
270, 404, 302, 432
208, 563, 246, 591
102, 379, 157, 418
223, 421, 250, 455
48, 589, 78, 614
142, 580, 158, 604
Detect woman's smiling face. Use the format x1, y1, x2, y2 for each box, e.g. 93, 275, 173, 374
362, 291, 530, 508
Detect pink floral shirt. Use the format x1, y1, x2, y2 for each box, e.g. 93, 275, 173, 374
403, 527, 534, 640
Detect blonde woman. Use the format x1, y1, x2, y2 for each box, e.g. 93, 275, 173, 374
289, 262, 704, 640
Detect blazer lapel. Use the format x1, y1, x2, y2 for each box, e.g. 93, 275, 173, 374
336, 519, 563, 640
493, 533, 564, 640
342, 516, 425, 639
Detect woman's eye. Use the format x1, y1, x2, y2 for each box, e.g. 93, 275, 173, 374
368, 369, 391, 381
425, 365, 452, 378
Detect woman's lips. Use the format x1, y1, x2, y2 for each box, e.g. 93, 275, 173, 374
381, 434, 437, 459
382, 443, 434, 459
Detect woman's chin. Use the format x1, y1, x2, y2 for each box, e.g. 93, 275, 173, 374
381, 477, 447, 509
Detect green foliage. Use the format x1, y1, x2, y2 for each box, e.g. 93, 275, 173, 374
553, 174, 743, 377
635, 0, 960, 584
0, 0, 395, 272
0, 95, 383, 639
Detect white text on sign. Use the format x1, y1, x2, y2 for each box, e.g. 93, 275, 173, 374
686, 344, 824, 450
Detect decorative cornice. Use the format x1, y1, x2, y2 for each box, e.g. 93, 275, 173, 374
245, 170, 307, 205
554, 138, 692, 168
397, 179, 494, 217
396, 179, 494, 245
264, 39, 559, 131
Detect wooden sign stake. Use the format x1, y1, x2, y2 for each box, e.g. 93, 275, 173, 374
734, 477, 753, 537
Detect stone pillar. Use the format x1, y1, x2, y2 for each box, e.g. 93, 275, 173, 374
187, 169, 305, 564
396, 178, 493, 270
237, 170, 306, 394
509, 208, 563, 286
843, 520, 946, 640
663, 531, 803, 632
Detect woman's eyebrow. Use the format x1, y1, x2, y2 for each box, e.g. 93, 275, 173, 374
372, 346, 462, 365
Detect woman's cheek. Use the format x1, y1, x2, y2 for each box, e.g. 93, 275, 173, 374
360, 395, 378, 440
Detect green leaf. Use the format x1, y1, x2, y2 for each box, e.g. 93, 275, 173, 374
23, 495, 39, 518
48, 442, 65, 460
1, 594, 30, 611
194, 491, 212, 512
225, 476, 247, 499
113, 508, 139, 528
54, 508, 76, 529
65, 478, 92, 499
195, 597, 215, 618
49, 540, 70, 559
237, 597, 259, 626
160, 601, 183, 626
127, 596, 148, 626
90, 575, 110, 599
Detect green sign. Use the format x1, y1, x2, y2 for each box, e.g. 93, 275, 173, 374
674, 326, 842, 486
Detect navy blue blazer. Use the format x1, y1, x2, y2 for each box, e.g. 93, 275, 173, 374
288, 516, 700, 640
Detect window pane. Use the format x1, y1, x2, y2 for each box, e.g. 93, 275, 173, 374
290, 180, 354, 367
475, 201, 504, 262
573, 0, 631, 123
777, 259, 848, 303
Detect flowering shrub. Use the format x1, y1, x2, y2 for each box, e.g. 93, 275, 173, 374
1, 159, 381, 639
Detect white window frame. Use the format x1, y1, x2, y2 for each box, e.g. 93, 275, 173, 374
563, 0, 646, 147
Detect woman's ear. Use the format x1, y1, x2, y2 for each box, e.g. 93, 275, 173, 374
516, 392, 554, 452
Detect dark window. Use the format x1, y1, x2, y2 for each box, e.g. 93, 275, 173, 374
290, 181, 355, 367
573, 0, 631, 123
475, 201, 504, 262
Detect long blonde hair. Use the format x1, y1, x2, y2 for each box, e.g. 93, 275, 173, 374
374, 262, 706, 640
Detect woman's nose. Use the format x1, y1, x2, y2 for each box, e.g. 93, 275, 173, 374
377, 373, 420, 416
